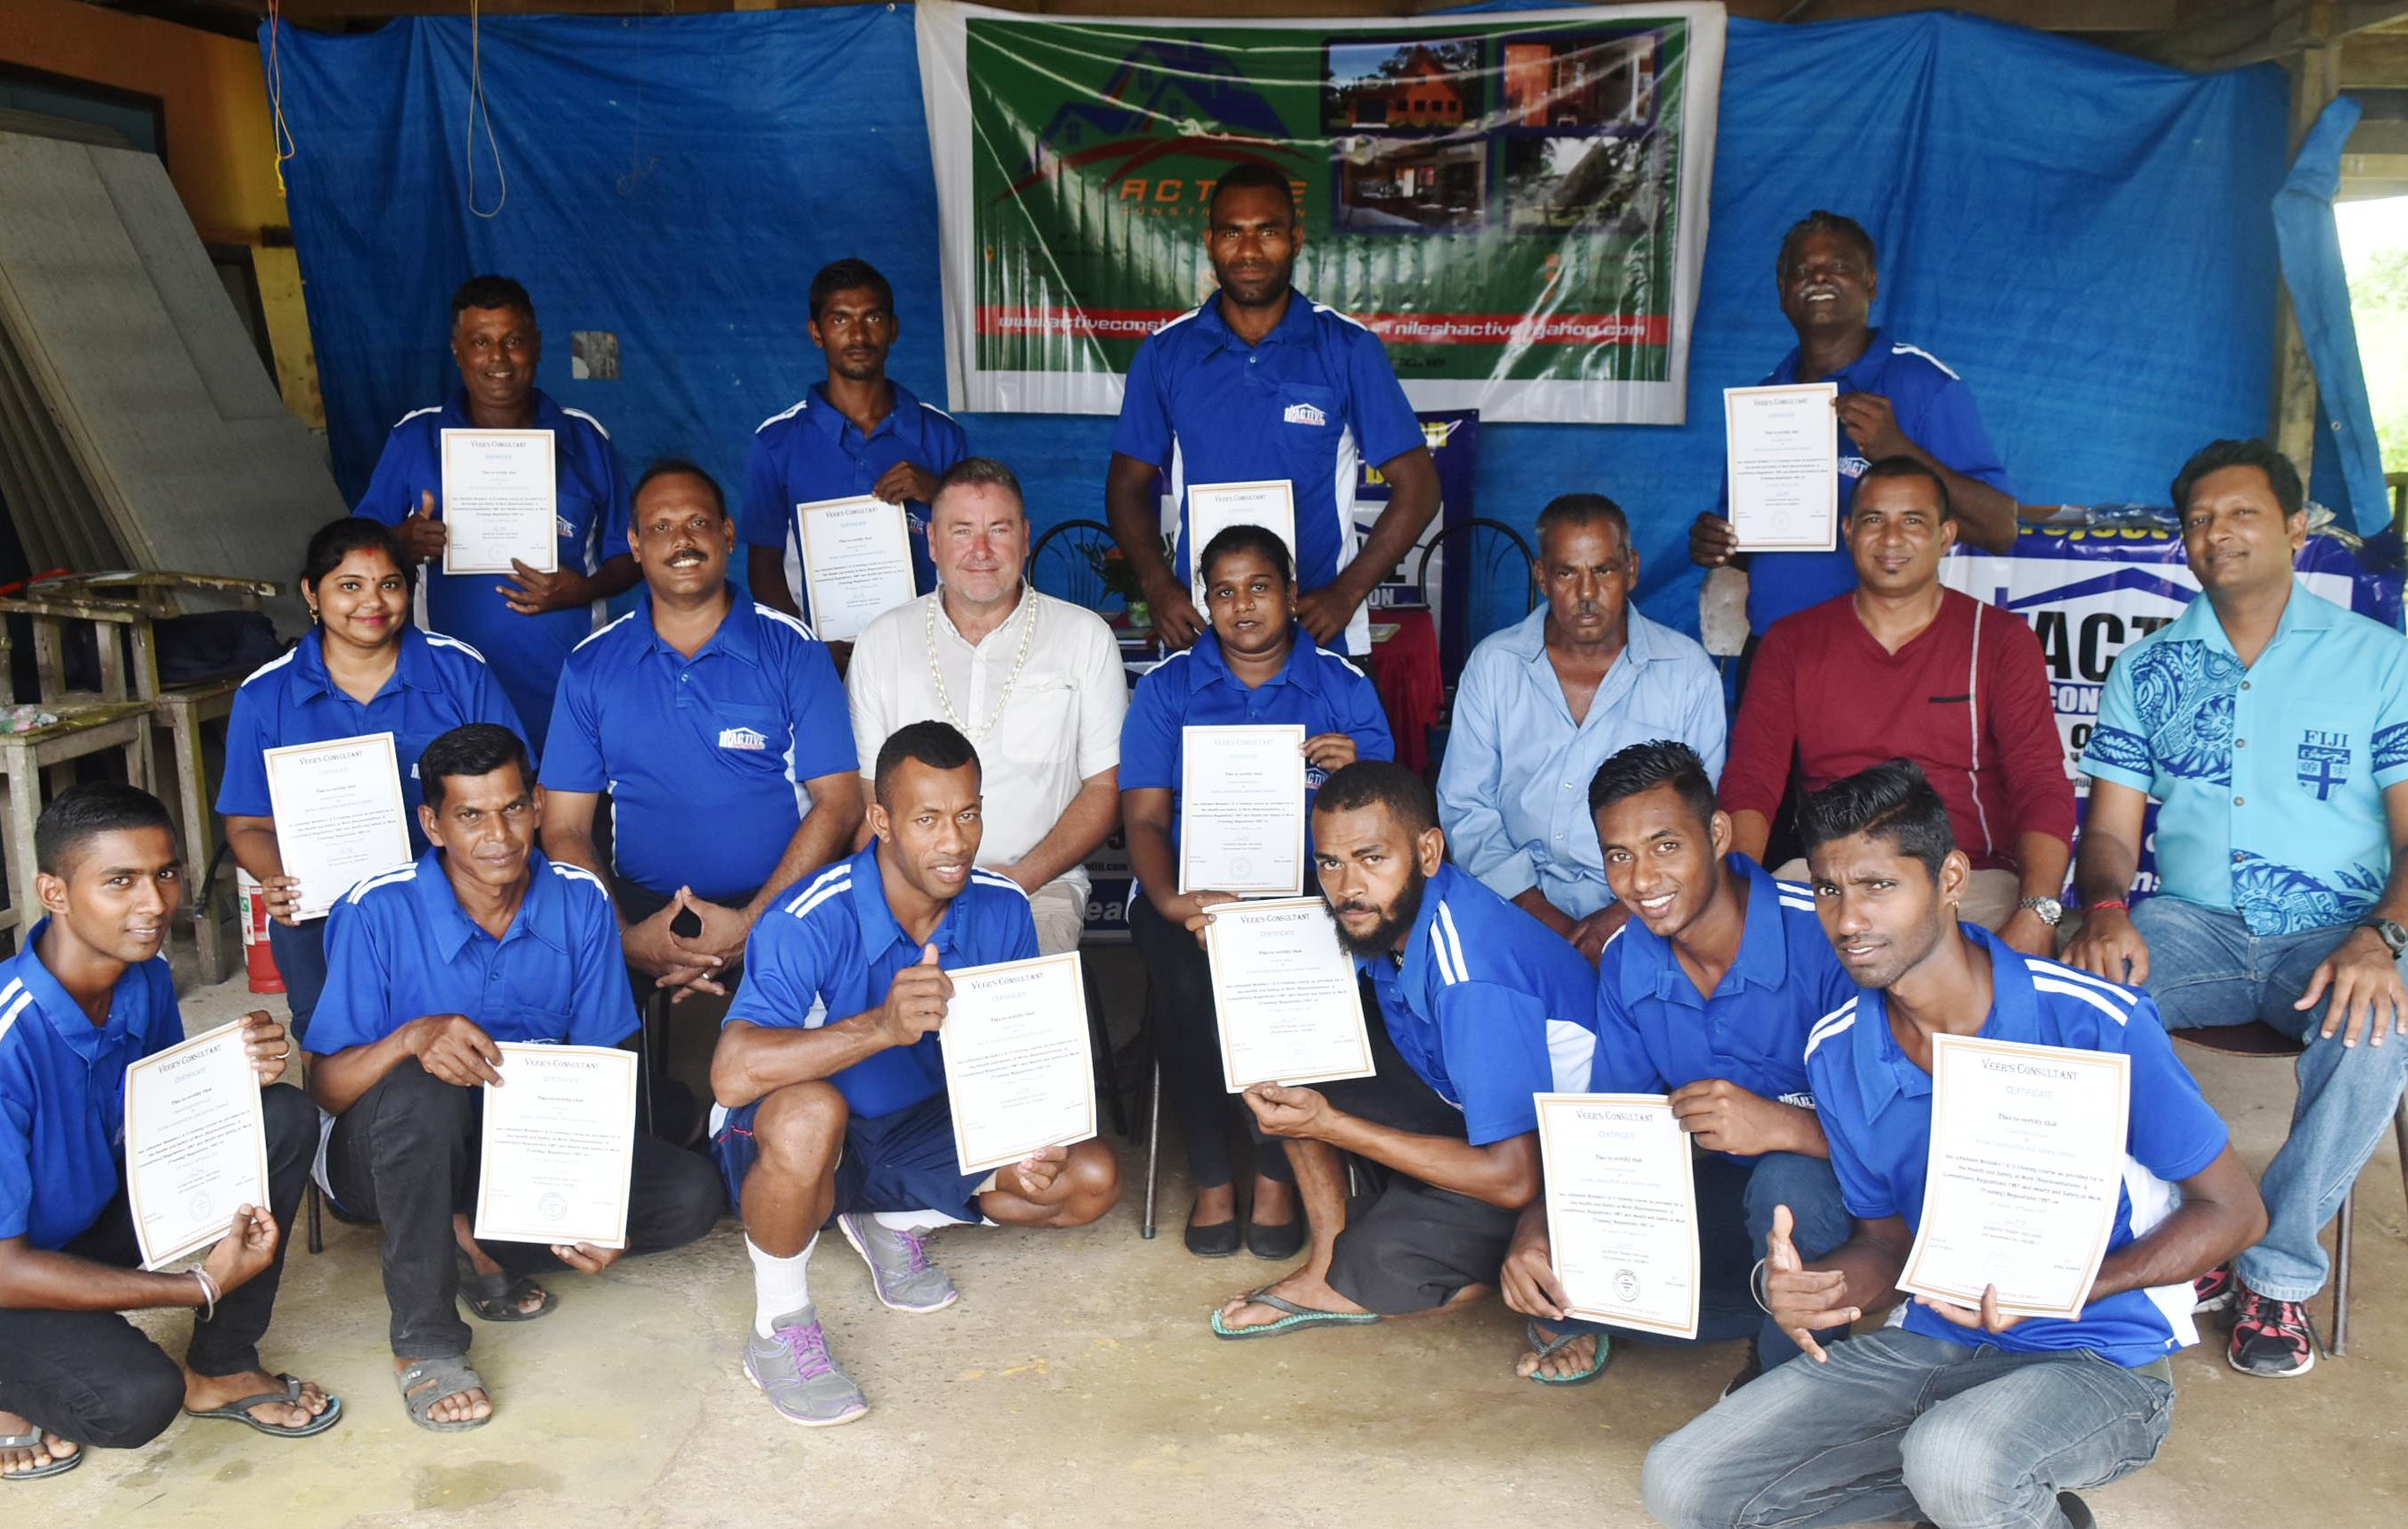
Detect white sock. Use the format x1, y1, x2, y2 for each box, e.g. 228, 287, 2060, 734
747, 1233, 815, 1338
873, 1209, 961, 1234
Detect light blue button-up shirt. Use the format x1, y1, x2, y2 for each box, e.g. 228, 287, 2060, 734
1436, 605, 1727, 919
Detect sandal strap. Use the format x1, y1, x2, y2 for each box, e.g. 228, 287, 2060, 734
1525, 1318, 1584, 1361
397, 1357, 483, 1410
206, 1374, 306, 1417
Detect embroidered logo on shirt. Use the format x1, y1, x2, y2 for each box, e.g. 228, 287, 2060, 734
1838, 454, 1869, 479
718, 726, 771, 752
2297, 730, 2351, 800
1283, 401, 1327, 428
556, 515, 576, 541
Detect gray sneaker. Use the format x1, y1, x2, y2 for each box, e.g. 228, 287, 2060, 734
837, 1212, 961, 1313
742, 1308, 868, 1427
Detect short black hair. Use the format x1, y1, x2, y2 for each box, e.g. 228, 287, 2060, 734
301, 516, 416, 599
933, 457, 1026, 516
874, 720, 980, 808
1587, 740, 1717, 830
1312, 760, 1437, 839
1208, 161, 1299, 220
418, 723, 533, 812
1795, 759, 1956, 884
633, 458, 728, 519
36, 782, 176, 877
1776, 210, 1877, 277
2171, 438, 2304, 517
450, 274, 535, 326
1534, 492, 1631, 557
1198, 524, 1294, 590
1854, 456, 1952, 523
809, 259, 895, 323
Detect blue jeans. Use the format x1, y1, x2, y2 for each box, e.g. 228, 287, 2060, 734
1642, 1328, 2175, 1529
267, 915, 329, 1048
2135, 895, 2408, 1301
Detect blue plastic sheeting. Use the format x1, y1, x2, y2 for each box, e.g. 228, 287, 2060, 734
2276, 98, 2389, 537
266, 8, 2288, 633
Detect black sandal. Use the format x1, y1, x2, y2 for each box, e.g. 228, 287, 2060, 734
456, 1259, 556, 1322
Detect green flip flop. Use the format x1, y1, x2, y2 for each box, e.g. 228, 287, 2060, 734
1521, 1318, 1611, 1386
1209, 1285, 1382, 1341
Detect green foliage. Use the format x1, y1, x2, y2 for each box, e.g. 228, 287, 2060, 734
2347, 244, 2408, 475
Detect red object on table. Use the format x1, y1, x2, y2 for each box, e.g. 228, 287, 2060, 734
1366, 607, 1442, 774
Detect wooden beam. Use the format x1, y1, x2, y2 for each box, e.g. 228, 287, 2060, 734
2272, 1, 2338, 482
2340, 31, 2408, 81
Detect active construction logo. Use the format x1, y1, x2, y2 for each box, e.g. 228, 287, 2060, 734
718, 726, 770, 752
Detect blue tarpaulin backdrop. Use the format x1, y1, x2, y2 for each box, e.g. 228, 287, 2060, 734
264, 6, 2292, 632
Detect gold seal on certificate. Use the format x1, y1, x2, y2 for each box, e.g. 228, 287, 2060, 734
1177, 723, 1306, 897
473, 1044, 640, 1250
1186, 479, 1295, 605
123, 1023, 270, 1269
797, 494, 916, 642
1204, 897, 1373, 1091
1533, 1093, 1702, 1340
1723, 382, 1839, 552
440, 427, 560, 575
1896, 1034, 2132, 1320
938, 951, 1097, 1175
264, 731, 413, 921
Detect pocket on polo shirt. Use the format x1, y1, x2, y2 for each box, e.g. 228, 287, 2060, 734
705, 706, 789, 760
994, 675, 1076, 763
1274, 384, 1341, 456
2288, 710, 2361, 800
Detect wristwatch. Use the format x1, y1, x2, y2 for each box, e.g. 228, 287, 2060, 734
2361, 918, 2408, 960
2018, 896, 2065, 928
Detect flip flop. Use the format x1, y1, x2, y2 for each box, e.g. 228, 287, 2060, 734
0, 1429, 81, 1481
396, 1358, 491, 1433
457, 1261, 555, 1322
1209, 1285, 1381, 1341
181, 1374, 344, 1437
1521, 1318, 1611, 1386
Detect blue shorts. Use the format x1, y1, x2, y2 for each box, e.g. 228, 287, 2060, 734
713, 1090, 987, 1226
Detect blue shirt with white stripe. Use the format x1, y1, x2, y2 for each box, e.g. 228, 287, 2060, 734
216, 625, 528, 860
354, 388, 631, 745
1803, 924, 2230, 1368
306, 849, 635, 1057
1360, 862, 1599, 1145
724, 845, 1038, 1120
1588, 855, 1856, 1160
0, 923, 185, 1250
541, 587, 855, 902
1110, 290, 1425, 656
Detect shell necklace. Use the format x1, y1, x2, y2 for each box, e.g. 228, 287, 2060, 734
926, 583, 1038, 741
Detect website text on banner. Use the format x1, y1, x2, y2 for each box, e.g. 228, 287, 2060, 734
915, 2, 1726, 426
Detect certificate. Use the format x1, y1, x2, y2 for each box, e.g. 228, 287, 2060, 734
473, 1044, 639, 1250
1205, 897, 1373, 1090
797, 494, 916, 642
1534, 1094, 1702, 1339
264, 731, 412, 921
939, 952, 1097, 1175
1186, 480, 1295, 605
123, 1023, 269, 1269
1724, 383, 1839, 552
1897, 1035, 2132, 1320
441, 428, 559, 575
1177, 723, 1306, 897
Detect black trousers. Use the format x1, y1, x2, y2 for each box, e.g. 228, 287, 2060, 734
1131, 896, 1294, 1193
0, 1083, 316, 1449
324, 1058, 725, 1359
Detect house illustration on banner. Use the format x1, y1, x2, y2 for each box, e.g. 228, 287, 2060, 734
1012, 41, 1303, 194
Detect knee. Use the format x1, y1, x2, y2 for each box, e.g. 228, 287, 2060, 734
1899, 1411, 2018, 1526
80, 1351, 186, 1450
361, 1060, 474, 1150
1745, 1154, 1848, 1246
658, 1153, 730, 1247
752, 1082, 847, 1172
1052, 1141, 1122, 1227
1640, 1426, 1736, 1529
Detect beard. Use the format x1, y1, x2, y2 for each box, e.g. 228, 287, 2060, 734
1330, 861, 1428, 962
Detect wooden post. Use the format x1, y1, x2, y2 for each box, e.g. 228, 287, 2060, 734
2272, 2, 2341, 478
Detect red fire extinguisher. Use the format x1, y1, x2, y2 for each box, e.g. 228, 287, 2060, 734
238, 871, 285, 995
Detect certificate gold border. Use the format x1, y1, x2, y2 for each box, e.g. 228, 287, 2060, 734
796, 494, 915, 642
262, 730, 411, 922
123, 1022, 272, 1270
1176, 723, 1307, 897
472, 1043, 639, 1251
1533, 1092, 1702, 1341
1203, 897, 1375, 1093
1723, 382, 1839, 553
439, 428, 560, 575
1185, 478, 1296, 608
939, 950, 1099, 1176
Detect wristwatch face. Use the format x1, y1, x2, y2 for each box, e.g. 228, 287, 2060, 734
2022, 897, 2064, 927
2374, 920, 2408, 958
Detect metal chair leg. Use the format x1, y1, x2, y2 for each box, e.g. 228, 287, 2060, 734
2331, 1188, 2354, 1359
2394, 1094, 2407, 1214
1142, 1058, 1161, 1240
306, 1178, 323, 1256
1083, 956, 1128, 1138
635, 991, 658, 1138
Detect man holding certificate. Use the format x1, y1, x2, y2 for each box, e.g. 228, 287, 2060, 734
1209, 764, 1596, 1341
1, 787, 337, 1481
710, 723, 1118, 1428
1643, 763, 2264, 1529
308, 726, 723, 1433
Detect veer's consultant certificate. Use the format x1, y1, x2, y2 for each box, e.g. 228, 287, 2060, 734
1186, 480, 1295, 605
1178, 723, 1307, 897
1534, 1094, 1701, 1339
474, 1044, 639, 1249
797, 495, 916, 642
1724, 383, 1839, 552
1898, 1035, 2132, 1320
441, 428, 559, 575
1206, 897, 1373, 1090
265, 732, 412, 921
940, 952, 1097, 1175
124, 1023, 269, 1269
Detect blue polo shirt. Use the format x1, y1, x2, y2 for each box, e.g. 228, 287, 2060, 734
306, 850, 635, 1056
2082, 581, 2408, 936
738, 382, 969, 624
1728, 331, 2008, 633
723, 846, 1039, 1120
1111, 290, 1425, 656
217, 626, 528, 861
542, 589, 855, 902
1360, 862, 1599, 1145
1803, 926, 2229, 1367
0, 924, 185, 1251
354, 387, 631, 745
1120, 625, 1395, 857
1589, 855, 1856, 1159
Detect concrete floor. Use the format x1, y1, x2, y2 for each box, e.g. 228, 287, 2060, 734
32, 948, 2408, 1528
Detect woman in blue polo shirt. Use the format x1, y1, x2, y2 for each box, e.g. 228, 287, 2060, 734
218, 518, 526, 1042
1122, 524, 1394, 1260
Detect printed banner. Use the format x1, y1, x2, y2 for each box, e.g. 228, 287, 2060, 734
917, 2, 1725, 424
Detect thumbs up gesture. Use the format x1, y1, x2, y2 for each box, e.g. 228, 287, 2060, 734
1764, 1203, 1859, 1364
878, 943, 952, 1045
396, 489, 448, 563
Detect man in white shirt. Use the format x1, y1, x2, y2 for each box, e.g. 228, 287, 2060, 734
846, 458, 1127, 954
